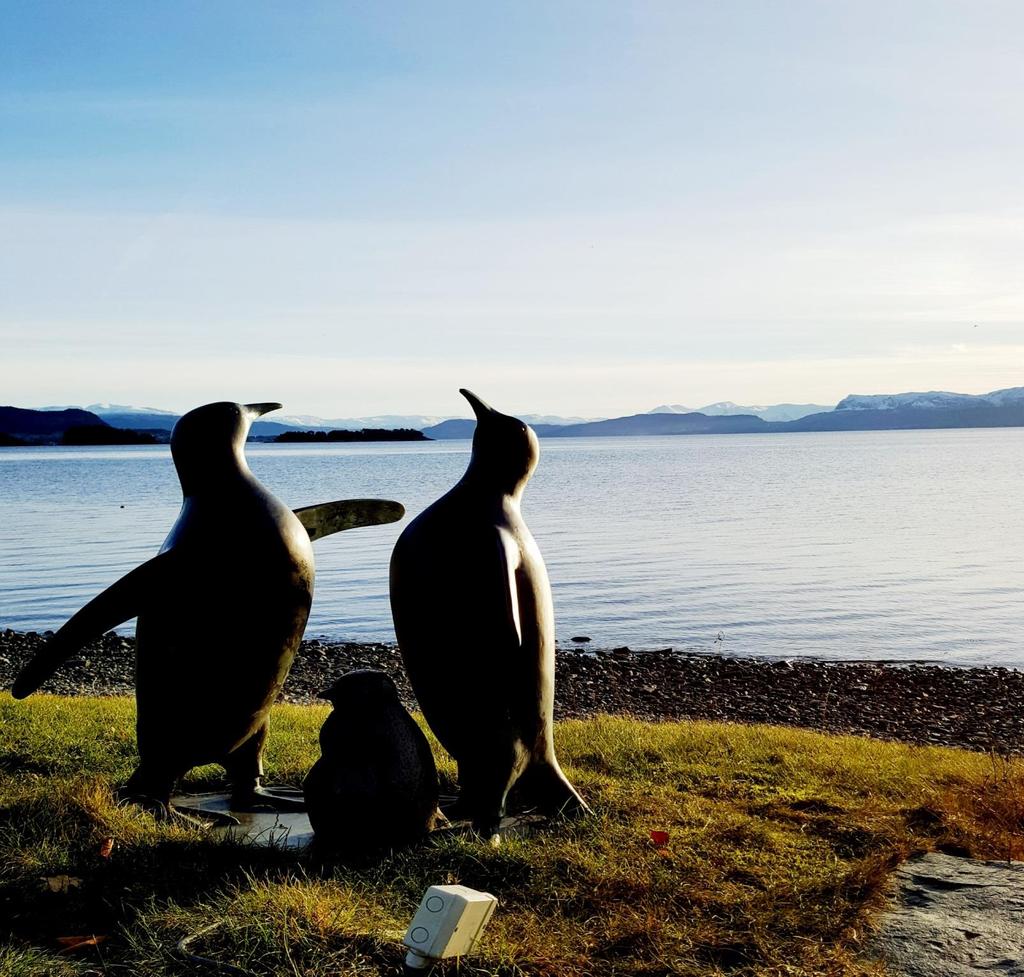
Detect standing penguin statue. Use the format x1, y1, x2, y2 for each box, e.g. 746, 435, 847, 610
303, 669, 440, 854
389, 389, 589, 841
11, 402, 404, 816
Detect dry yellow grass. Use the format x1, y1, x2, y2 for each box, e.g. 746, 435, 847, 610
1, 693, 1020, 976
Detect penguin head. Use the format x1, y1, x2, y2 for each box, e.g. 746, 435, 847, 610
170, 401, 281, 494
461, 388, 539, 497
318, 669, 399, 710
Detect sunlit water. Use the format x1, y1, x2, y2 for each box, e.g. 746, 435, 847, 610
1, 429, 1022, 666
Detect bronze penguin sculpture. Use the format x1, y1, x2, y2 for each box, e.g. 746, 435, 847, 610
12, 401, 404, 814
389, 389, 588, 840
303, 669, 440, 853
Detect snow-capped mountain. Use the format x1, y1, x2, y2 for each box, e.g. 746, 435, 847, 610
39, 404, 184, 431
698, 401, 834, 421
649, 401, 832, 422
42, 402, 178, 416
647, 404, 695, 414
987, 386, 1024, 405
520, 414, 601, 425
836, 387, 1024, 411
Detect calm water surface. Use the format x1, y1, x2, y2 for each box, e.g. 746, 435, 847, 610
1, 430, 1022, 666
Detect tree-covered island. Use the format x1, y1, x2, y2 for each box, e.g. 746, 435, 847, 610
273, 428, 430, 443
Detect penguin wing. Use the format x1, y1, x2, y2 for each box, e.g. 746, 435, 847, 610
11, 552, 173, 699
293, 499, 405, 542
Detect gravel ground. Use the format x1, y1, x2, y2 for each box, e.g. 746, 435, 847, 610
1, 629, 1021, 754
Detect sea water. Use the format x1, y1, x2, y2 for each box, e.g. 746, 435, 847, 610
1, 429, 1022, 666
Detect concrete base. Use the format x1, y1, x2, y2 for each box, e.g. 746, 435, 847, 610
169, 791, 549, 850
171, 791, 314, 849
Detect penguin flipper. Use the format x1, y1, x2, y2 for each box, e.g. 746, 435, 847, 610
11, 553, 171, 699
293, 499, 405, 542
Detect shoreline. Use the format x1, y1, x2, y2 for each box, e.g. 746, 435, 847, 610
1, 629, 1021, 754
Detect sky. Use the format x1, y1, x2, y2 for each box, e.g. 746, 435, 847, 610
2, 1, 1023, 418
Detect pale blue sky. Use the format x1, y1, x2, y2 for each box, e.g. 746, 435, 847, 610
2, 2, 1022, 416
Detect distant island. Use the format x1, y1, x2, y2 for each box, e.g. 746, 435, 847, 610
61, 425, 159, 446
272, 428, 430, 443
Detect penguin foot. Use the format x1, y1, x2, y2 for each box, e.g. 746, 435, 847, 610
230, 786, 307, 813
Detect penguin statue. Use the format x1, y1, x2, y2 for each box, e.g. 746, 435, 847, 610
389, 389, 589, 840
303, 669, 440, 853
12, 401, 404, 815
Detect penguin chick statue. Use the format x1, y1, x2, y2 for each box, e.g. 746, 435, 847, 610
303, 670, 440, 853
389, 389, 589, 840
12, 402, 404, 815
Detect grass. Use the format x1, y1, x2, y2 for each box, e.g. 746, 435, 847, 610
1, 693, 1021, 976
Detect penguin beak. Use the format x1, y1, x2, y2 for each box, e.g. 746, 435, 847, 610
459, 388, 496, 421
244, 402, 282, 419
317, 687, 335, 702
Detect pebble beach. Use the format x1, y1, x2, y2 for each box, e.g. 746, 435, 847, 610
2, 629, 1021, 755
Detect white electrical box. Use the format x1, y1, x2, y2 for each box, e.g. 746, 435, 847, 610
403, 884, 498, 968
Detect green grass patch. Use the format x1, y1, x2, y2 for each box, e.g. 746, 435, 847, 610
1, 693, 1021, 975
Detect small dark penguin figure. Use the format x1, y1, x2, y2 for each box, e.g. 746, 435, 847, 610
303, 670, 440, 853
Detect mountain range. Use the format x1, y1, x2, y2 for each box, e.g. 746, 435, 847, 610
6, 385, 1024, 443
422, 386, 1024, 438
